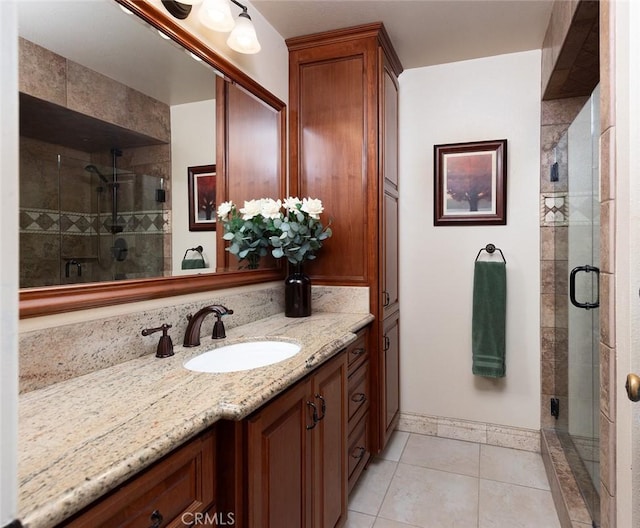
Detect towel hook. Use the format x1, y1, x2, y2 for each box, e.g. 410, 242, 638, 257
475, 243, 506, 263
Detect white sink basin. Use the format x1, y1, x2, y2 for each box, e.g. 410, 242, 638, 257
184, 340, 302, 373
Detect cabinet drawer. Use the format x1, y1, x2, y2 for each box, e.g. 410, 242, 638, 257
347, 360, 369, 427
346, 331, 368, 374
347, 414, 370, 494
63, 429, 216, 528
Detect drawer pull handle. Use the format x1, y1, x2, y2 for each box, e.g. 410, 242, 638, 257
351, 393, 366, 403
352, 446, 366, 460
306, 401, 318, 430
148, 509, 163, 528
351, 347, 366, 356
315, 394, 327, 420
383, 290, 390, 307
384, 335, 390, 352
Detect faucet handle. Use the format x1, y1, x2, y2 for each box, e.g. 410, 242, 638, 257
212, 313, 226, 340
142, 324, 174, 358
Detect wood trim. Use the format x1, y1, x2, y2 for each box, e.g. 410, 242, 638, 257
20, 268, 281, 318
216, 76, 229, 272
286, 22, 402, 76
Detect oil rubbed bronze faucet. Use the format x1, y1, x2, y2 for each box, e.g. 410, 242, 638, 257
183, 305, 234, 347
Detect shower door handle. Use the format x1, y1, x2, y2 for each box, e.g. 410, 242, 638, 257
569, 265, 600, 309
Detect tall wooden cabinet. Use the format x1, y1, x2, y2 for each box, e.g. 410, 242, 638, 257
287, 23, 402, 454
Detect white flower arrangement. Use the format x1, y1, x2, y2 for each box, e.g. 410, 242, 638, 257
216, 196, 332, 268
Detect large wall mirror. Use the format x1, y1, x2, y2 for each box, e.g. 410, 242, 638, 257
18, 0, 286, 318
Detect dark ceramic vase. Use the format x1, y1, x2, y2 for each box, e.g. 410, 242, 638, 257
285, 265, 311, 317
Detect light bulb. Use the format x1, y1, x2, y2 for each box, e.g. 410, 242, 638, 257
199, 0, 235, 32
227, 12, 261, 54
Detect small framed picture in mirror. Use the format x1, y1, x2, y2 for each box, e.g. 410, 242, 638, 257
188, 164, 217, 231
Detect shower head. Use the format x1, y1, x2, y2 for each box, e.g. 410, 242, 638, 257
84, 164, 109, 183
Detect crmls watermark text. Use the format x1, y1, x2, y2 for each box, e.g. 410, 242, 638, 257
181, 512, 235, 526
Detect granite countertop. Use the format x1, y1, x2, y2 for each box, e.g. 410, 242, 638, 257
18, 311, 373, 528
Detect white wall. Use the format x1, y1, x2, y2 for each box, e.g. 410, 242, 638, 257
398, 50, 542, 430
614, 0, 640, 524
1, 2, 19, 525
171, 99, 217, 273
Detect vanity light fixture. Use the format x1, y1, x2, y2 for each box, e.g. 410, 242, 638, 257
162, 0, 261, 54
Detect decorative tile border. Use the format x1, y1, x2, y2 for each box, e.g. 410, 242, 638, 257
20, 207, 169, 235
541, 192, 569, 226
397, 412, 541, 452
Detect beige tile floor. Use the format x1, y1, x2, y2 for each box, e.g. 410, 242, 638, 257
345, 431, 561, 528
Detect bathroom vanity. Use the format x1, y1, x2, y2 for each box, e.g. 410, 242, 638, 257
17, 312, 372, 528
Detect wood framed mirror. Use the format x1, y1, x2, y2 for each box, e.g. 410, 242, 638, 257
18, 0, 286, 318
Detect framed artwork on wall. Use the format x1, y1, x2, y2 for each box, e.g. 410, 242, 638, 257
188, 164, 216, 231
434, 139, 507, 226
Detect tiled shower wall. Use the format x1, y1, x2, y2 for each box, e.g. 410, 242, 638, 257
20, 137, 171, 286
18, 38, 172, 287
540, 1, 618, 527
597, 1, 616, 526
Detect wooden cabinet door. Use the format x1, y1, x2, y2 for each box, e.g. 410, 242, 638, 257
246, 378, 313, 528
383, 189, 399, 319
215, 76, 285, 271
63, 429, 216, 528
289, 39, 376, 285
382, 313, 400, 442
312, 352, 347, 528
381, 54, 400, 319
245, 351, 347, 528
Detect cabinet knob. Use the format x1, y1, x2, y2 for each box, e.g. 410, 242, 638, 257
351, 393, 366, 403
148, 509, 163, 528
351, 347, 366, 356
351, 446, 366, 460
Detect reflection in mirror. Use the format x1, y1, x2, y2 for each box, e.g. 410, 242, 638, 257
17, 0, 286, 316
18, 0, 218, 287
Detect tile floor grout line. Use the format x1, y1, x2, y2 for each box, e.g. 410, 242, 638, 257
375, 512, 423, 528
372, 458, 402, 518
478, 475, 552, 492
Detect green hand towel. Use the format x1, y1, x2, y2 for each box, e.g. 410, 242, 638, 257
181, 258, 206, 270
472, 260, 506, 378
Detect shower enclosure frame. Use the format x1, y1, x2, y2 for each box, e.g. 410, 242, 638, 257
540, 89, 602, 528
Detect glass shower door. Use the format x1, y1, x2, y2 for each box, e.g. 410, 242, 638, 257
564, 85, 601, 525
